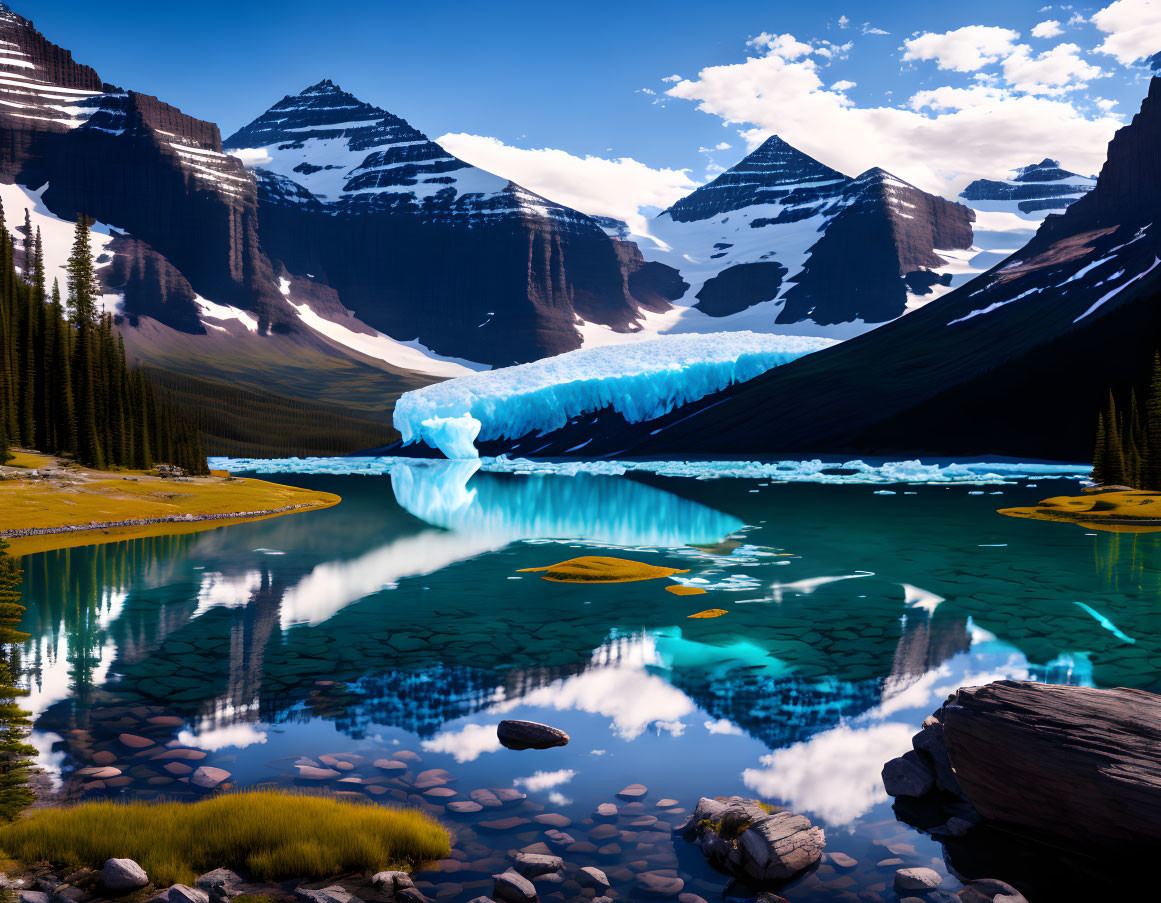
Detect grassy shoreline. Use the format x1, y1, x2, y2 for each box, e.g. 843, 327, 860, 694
0, 452, 339, 555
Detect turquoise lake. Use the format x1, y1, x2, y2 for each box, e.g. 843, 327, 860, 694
16, 461, 1157, 901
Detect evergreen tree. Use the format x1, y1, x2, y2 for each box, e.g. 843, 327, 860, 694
1092, 411, 1107, 485
1102, 391, 1127, 487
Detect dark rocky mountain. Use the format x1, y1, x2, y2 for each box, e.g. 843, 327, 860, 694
644, 137, 974, 330
778, 167, 974, 325
960, 158, 1096, 216
475, 77, 1161, 462
224, 80, 685, 366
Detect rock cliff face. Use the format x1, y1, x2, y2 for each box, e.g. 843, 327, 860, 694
0, 5, 283, 333
225, 81, 684, 365
778, 168, 974, 325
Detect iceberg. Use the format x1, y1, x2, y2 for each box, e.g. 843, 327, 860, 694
392, 331, 837, 458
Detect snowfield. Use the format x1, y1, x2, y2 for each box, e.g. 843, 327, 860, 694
392, 332, 837, 458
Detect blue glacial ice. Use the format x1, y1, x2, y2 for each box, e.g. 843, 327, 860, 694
392, 331, 837, 458
210, 455, 1091, 485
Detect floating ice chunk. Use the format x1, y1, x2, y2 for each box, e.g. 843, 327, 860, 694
393, 331, 836, 458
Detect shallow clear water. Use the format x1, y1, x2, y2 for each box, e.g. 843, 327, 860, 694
17, 462, 1160, 901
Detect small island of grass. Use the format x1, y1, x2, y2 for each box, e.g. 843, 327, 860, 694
0, 452, 339, 555
999, 487, 1161, 532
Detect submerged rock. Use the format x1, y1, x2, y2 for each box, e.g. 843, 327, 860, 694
492, 869, 537, 903
960, 879, 1029, 903
677, 797, 824, 882
497, 720, 570, 751
893, 868, 942, 893
293, 888, 362, 903
100, 860, 149, 893
881, 750, 935, 798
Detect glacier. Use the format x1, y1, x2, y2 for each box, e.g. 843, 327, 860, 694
392, 331, 838, 459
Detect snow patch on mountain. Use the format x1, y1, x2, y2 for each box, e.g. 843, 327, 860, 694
393, 332, 836, 459
278, 277, 483, 377
0, 181, 122, 313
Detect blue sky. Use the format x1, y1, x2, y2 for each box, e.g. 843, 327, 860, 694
24, 0, 1161, 227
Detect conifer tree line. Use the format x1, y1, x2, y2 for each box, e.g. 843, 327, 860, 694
0, 538, 34, 821
1092, 354, 1161, 489
0, 205, 206, 474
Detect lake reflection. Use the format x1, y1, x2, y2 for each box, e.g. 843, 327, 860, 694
16, 466, 1161, 901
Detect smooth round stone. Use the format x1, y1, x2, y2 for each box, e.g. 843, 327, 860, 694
656, 799, 680, 808
414, 769, 453, 789
576, 867, 609, 890
534, 813, 572, 828
471, 789, 504, 807
77, 765, 121, 779
493, 788, 526, 803
566, 842, 597, 855
637, 872, 684, 896
424, 787, 458, 798
448, 801, 484, 813
147, 715, 185, 727
362, 785, 389, 796
155, 748, 207, 761
101, 858, 149, 892
478, 817, 531, 831
375, 758, 408, 773
588, 824, 619, 841
163, 762, 193, 776
119, 734, 154, 750
394, 750, 423, 763
295, 765, 341, 781
594, 803, 618, 819
91, 751, 118, 766
617, 784, 648, 800
596, 843, 622, 858
876, 858, 904, 868
828, 852, 858, 869
335, 761, 355, 772
497, 720, 570, 751
678, 895, 708, 903
190, 766, 231, 789
894, 868, 943, 893
630, 816, 658, 827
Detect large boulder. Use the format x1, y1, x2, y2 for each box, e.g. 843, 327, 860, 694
677, 797, 824, 882
100, 860, 149, 893
497, 721, 569, 751
938, 682, 1161, 849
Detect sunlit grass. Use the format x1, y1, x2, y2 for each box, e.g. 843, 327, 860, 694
0, 791, 449, 887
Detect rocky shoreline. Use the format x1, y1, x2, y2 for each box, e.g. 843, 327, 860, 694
0, 504, 322, 540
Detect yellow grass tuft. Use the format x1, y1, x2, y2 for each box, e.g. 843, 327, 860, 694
0, 791, 448, 887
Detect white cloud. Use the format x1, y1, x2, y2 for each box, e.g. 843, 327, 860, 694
661, 74, 682, 83
229, 147, 272, 169
1092, 0, 1161, 64
665, 33, 1121, 195
743, 722, 915, 825
863, 26, 890, 36
514, 768, 577, 792
1001, 42, 1104, 94
838, 15, 851, 29
747, 32, 816, 60
1031, 19, 1064, 38
704, 718, 744, 735
831, 79, 857, 91
177, 723, 267, 751
436, 133, 699, 233
420, 722, 502, 762
908, 84, 1011, 111
902, 25, 1022, 71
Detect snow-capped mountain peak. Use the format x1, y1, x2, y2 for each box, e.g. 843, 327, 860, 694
959, 158, 1096, 218
662, 134, 850, 224
224, 80, 588, 226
